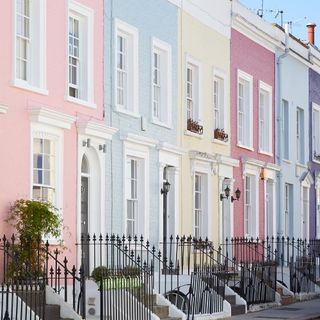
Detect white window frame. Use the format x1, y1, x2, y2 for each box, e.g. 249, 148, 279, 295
237, 70, 253, 149
191, 160, 211, 240
186, 55, 202, 127
282, 99, 289, 160
284, 183, 291, 238
115, 19, 139, 116
13, 0, 47, 94
313, 103, 320, 163
123, 140, 150, 238
296, 107, 304, 163
67, 1, 95, 108
244, 173, 258, 238
151, 38, 172, 127
213, 69, 226, 131
259, 81, 272, 155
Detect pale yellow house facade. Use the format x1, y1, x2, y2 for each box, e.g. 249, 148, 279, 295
176, 1, 238, 244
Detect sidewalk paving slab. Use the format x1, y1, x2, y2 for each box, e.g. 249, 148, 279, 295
227, 298, 320, 320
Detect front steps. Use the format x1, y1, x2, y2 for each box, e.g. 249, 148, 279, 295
225, 294, 246, 316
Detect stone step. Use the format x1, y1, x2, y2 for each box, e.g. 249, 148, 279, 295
281, 295, 296, 305
44, 304, 61, 320
231, 304, 246, 316
225, 294, 236, 305
152, 305, 169, 318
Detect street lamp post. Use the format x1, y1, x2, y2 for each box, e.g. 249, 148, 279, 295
161, 180, 170, 268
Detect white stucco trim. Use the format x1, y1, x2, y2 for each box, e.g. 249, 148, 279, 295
157, 142, 186, 156
28, 106, 76, 129
121, 133, 158, 148
76, 120, 118, 140
0, 105, 8, 114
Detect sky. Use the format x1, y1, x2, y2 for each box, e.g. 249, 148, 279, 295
239, 0, 320, 42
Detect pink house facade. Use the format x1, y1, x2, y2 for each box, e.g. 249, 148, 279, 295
230, 25, 278, 239
0, 0, 116, 266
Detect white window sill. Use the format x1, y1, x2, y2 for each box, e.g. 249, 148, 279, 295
258, 149, 273, 157
66, 96, 96, 109
12, 79, 48, 95
237, 143, 254, 151
151, 119, 171, 129
114, 106, 140, 118
282, 159, 291, 164
296, 162, 307, 169
184, 130, 203, 139
0, 105, 8, 114
212, 138, 229, 145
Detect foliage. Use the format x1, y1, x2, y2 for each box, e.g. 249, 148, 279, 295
91, 266, 110, 283
6, 199, 62, 279
91, 265, 141, 283
7, 199, 62, 240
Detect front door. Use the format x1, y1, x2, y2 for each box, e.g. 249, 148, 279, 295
81, 176, 89, 276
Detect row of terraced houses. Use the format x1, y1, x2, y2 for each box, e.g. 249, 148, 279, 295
1, 0, 320, 318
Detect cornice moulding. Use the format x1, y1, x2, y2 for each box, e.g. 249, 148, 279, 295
28, 106, 76, 129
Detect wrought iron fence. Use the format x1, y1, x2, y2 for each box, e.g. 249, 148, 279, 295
221, 236, 319, 294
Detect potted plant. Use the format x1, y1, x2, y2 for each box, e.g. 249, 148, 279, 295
91, 265, 141, 290
6, 199, 62, 280
187, 118, 203, 135
214, 128, 228, 142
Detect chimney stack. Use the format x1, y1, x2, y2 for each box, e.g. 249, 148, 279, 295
307, 22, 316, 45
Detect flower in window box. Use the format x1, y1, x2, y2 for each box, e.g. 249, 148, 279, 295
187, 118, 203, 135
214, 128, 228, 142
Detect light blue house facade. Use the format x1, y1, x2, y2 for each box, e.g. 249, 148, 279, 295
104, 0, 182, 242
275, 30, 312, 239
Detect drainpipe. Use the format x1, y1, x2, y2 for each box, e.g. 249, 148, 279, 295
276, 24, 289, 236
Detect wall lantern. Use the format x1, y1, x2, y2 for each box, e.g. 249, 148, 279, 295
231, 188, 241, 203
220, 186, 230, 201
82, 138, 91, 148
161, 180, 171, 195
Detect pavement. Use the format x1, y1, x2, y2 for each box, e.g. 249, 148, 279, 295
228, 298, 320, 319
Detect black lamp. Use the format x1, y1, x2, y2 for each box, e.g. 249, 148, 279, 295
231, 188, 241, 202
220, 186, 230, 201
161, 180, 171, 194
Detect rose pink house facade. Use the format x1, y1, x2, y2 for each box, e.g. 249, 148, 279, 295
0, 0, 116, 266
230, 25, 278, 239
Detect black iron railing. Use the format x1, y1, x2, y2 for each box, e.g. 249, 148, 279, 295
221, 237, 319, 294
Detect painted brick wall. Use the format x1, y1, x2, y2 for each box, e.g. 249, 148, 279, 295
230, 29, 275, 238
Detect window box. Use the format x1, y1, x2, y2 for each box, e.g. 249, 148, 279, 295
214, 128, 228, 142
187, 118, 203, 135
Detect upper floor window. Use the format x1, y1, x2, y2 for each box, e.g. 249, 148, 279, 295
259, 82, 272, 154
15, 0, 45, 90
296, 107, 304, 163
313, 104, 320, 162
152, 38, 172, 126
68, 2, 94, 105
282, 99, 289, 160
33, 138, 56, 203
115, 19, 138, 114
237, 70, 253, 148
186, 57, 202, 135
213, 70, 228, 142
